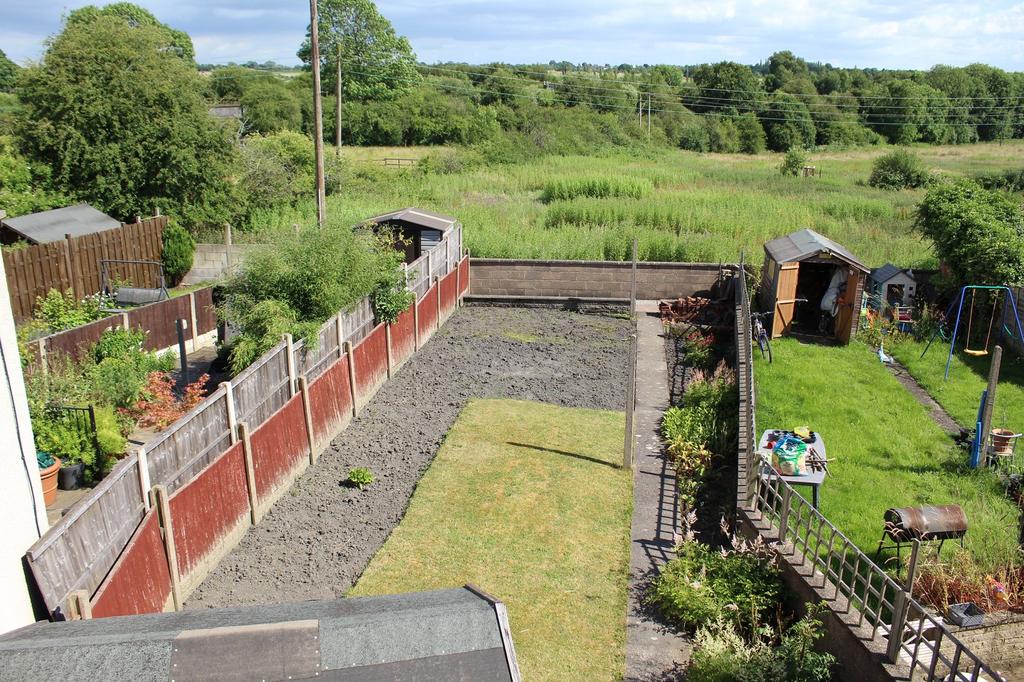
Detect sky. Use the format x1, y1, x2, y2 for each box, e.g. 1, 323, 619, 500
2, 0, 1023, 71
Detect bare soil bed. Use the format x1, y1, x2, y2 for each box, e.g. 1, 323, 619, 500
186, 305, 629, 608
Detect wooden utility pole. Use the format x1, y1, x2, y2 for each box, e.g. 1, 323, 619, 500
335, 45, 342, 155
647, 94, 652, 140
309, 0, 327, 227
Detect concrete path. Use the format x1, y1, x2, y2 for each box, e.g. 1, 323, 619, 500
625, 303, 690, 681
884, 359, 961, 434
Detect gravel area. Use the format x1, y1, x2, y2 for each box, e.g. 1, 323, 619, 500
186, 305, 630, 609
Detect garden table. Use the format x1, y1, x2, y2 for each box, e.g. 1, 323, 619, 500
758, 429, 827, 509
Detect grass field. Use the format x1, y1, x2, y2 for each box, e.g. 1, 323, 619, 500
350, 399, 633, 682
890, 339, 1024, 434
257, 140, 1024, 268
755, 339, 1019, 572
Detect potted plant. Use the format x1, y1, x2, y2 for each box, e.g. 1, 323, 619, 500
58, 456, 85, 490
34, 417, 91, 491
37, 452, 61, 506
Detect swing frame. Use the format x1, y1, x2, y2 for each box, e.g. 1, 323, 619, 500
920, 285, 1024, 381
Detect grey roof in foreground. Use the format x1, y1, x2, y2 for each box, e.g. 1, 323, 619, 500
764, 228, 868, 272
0, 203, 120, 244
871, 263, 912, 284
364, 207, 459, 233
0, 586, 520, 682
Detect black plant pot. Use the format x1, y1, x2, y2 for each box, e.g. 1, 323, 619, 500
58, 462, 84, 490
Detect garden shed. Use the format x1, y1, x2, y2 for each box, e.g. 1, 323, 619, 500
760, 228, 869, 344
0, 586, 522, 680
870, 263, 917, 308
364, 207, 460, 264
0, 203, 120, 246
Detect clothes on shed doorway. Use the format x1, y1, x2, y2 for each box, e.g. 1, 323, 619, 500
820, 267, 848, 315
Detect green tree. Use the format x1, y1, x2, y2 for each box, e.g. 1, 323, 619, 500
915, 178, 1024, 286
0, 49, 18, 93
298, 0, 419, 147
687, 62, 763, 114
66, 3, 194, 61
16, 15, 236, 229
760, 92, 815, 151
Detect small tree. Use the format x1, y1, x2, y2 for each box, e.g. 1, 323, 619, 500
869, 148, 930, 190
161, 223, 195, 286
779, 148, 808, 176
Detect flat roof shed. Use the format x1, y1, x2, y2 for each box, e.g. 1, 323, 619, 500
0, 204, 121, 246
363, 207, 460, 264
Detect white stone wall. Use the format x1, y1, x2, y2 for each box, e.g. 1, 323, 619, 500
0, 257, 48, 634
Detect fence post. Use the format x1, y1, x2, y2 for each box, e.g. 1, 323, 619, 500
887, 539, 921, 662
345, 341, 358, 417
622, 331, 637, 470
175, 319, 189, 385
224, 223, 233, 271
297, 376, 317, 465
188, 292, 199, 352
137, 448, 152, 510
413, 296, 421, 351
121, 312, 129, 331
225, 382, 237, 445
284, 334, 296, 397
385, 324, 393, 380
434, 276, 441, 329
151, 485, 181, 611
237, 422, 260, 524
778, 486, 793, 543
37, 338, 47, 374
335, 314, 345, 360
63, 233, 81, 299
427, 250, 433, 283
68, 590, 92, 620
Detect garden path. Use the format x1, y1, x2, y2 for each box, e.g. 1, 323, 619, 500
885, 359, 960, 434
625, 303, 690, 681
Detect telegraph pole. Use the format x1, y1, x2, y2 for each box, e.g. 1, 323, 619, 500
335, 45, 342, 156
647, 94, 652, 140
309, 0, 327, 227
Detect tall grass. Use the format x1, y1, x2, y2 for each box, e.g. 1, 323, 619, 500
540, 175, 653, 202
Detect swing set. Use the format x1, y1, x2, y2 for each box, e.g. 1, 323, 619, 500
920, 285, 1024, 381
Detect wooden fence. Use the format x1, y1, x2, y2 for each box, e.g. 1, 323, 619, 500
25, 231, 468, 621
3, 215, 167, 322
30, 286, 217, 365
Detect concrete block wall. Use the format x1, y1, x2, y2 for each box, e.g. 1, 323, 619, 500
469, 258, 728, 300
182, 244, 250, 285
951, 613, 1024, 678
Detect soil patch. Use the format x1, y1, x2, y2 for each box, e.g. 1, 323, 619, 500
186, 305, 629, 608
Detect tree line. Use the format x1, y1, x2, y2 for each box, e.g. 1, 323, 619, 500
0, 1, 1022, 236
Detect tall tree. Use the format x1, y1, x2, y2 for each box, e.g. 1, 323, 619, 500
16, 15, 235, 228
0, 49, 18, 93
66, 3, 195, 61
298, 0, 418, 150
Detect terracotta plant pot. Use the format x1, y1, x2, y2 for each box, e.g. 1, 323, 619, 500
39, 457, 61, 507
991, 429, 1018, 455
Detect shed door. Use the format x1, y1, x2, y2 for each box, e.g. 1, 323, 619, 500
834, 271, 862, 343
772, 262, 800, 338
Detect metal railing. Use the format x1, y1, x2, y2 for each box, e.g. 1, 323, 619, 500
734, 254, 1003, 682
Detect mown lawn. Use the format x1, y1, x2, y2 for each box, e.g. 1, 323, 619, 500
755, 338, 1018, 572
890, 338, 1024, 434
350, 399, 632, 682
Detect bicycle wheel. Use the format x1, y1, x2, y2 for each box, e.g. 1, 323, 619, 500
758, 333, 773, 363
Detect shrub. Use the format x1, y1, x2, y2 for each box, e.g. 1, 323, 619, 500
779, 148, 808, 176
129, 372, 208, 430
372, 269, 415, 324
688, 607, 835, 682
345, 467, 375, 489
33, 289, 113, 333
161, 222, 195, 286
868, 148, 930, 190
650, 539, 782, 635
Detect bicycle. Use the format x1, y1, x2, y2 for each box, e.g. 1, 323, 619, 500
751, 310, 774, 363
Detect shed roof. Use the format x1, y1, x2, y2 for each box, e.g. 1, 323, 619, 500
0, 586, 520, 681
364, 207, 459, 233
871, 263, 912, 284
764, 228, 868, 272
0, 204, 120, 245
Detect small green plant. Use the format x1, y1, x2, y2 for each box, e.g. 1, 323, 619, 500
868, 148, 930, 190
372, 269, 416, 324
33, 289, 113, 333
161, 222, 195, 286
779, 148, 808, 176
346, 466, 375, 489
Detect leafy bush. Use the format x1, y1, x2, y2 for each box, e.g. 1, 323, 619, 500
974, 167, 1024, 193
219, 222, 403, 373
33, 289, 114, 333
345, 467, 375, 489
88, 328, 175, 409
650, 539, 782, 635
868, 148, 930, 190
161, 222, 195, 286
688, 607, 835, 682
129, 372, 208, 430
93, 328, 147, 363
372, 269, 415, 324
779, 148, 808, 176
914, 178, 1024, 286
540, 176, 653, 203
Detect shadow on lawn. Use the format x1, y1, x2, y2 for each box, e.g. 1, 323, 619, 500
505, 441, 620, 469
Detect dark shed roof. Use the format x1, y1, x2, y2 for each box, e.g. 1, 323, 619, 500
764, 228, 868, 272
0, 586, 521, 682
0, 204, 120, 245
870, 263, 912, 284
364, 207, 459, 233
